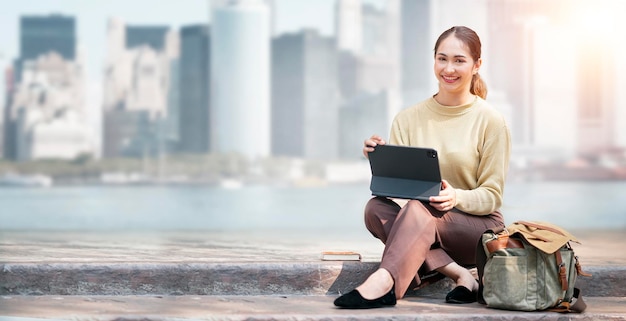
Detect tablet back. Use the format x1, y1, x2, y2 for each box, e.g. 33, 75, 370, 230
368, 144, 442, 201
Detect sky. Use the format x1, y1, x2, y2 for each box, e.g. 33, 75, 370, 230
0, 0, 383, 82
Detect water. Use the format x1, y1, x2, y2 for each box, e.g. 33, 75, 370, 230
0, 181, 624, 231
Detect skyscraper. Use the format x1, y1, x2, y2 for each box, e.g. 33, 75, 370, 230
576, 31, 614, 156
211, 0, 271, 159
179, 24, 210, 154
335, 0, 363, 54
400, 0, 431, 105
19, 15, 76, 61
272, 30, 340, 160
102, 18, 178, 158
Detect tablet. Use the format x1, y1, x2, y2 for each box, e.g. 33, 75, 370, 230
367, 144, 442, 201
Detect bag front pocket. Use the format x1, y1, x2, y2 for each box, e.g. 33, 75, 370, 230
483, 254, 533, 311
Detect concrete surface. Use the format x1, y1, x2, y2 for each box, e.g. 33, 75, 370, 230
1, 295, 625, 321
0, 228, 625, 320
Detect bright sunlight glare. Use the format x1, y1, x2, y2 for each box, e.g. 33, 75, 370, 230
567, 0, 626, 49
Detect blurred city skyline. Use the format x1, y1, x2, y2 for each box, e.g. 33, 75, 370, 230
0, 0, 383, 82
1, 0, 625, 184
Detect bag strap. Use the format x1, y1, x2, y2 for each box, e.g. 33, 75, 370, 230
555, 250, 569, 291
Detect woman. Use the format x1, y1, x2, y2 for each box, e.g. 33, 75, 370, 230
334, 26, 511, 309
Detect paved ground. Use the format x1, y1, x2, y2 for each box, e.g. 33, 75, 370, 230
1, 228, 624, 265
1, 295, 625, 321
1, 228, 625, 320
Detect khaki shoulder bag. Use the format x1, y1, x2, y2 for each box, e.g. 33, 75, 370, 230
476, 221, 591, 313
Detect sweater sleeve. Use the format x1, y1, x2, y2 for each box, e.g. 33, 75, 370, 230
389, 114, 406, 145
455, 122, 511, 215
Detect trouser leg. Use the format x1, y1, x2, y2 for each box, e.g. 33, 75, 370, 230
365, 198, 436, 298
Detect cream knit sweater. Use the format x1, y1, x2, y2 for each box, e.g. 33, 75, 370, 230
389, 96, 511, 215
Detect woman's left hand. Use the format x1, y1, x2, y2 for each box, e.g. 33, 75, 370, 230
429, 180, 457, 212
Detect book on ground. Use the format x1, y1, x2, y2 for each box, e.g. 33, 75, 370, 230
320, 251, 362, 261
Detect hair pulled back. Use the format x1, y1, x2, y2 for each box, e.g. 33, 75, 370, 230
434, 26, 487, 99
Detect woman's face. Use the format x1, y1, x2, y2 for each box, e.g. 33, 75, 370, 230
434, 35, 481, 97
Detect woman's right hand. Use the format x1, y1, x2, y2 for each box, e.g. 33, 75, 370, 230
363, 135, 386, 158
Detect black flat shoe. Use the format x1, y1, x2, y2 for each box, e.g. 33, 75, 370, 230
445, 285, 477, 304
334, 287, 397, 309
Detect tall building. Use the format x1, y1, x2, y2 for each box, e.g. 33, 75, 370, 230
335, 0, 363, 54
0, 55, 8, 157
530, 24, 577, 156
339, 90, 400, 159
616, 23, 626, 150
488, 0, 624, 159
178, 24, 210, 154
576, 30, 614, 156
4, 14, 95, 161
361, 4, 386, 56
2, 65, 14, 159
211, 0, 271, 159
487, 0, 569, 147
102, 18, 179, 158
126, 26, 169, 51
400, 0, 431, 105
19, 15, 75, 61
8, 53, 93, 161
272, 30, 340, 160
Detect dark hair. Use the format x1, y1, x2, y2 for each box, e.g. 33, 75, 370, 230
434, 26, 487, 99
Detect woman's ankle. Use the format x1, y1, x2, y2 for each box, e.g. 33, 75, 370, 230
356, 268, 394, 299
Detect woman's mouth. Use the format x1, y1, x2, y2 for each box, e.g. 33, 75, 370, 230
442, 75, 458, 83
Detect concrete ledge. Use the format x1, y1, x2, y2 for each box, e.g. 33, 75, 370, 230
2, 262, 624, 297
1, 295, 625, 321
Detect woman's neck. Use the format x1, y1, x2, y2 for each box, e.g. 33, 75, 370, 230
433, 91, 475, 107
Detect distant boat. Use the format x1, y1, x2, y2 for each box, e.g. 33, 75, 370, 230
219, 178, 243, 189
0, 173, 53, 187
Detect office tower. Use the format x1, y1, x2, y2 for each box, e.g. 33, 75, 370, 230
339, 90, 400, 159
385, 0, 402, 91
338, 52, 398, 99
20, 15, 75, 61
529, 24, 577, 156
616, 23, 626, 149
487, 0, 571, 148
0, 55, 7, 157
361, 3, 385, 56
102, 18, 178, 158
335, 0, 363, 54
272, 30, 340, 160
576, 31, 614, 156
3, 14, 94, 161
1, 64, 13, 159
400, 0, 431, 105
8, 53, 93, 160
211, 0, 270, 159
179, 24, 210, 154
126, 26, 169, 51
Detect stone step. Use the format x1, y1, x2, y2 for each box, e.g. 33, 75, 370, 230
1, 295, 625, 321
1, 262, 623, 297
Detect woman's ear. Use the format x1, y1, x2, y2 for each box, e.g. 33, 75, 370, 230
473, 58, 483, 74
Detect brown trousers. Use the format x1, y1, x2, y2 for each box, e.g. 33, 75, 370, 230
364, 196, 504, 299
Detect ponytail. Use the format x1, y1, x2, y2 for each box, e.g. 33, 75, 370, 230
471, 73, 487, 99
